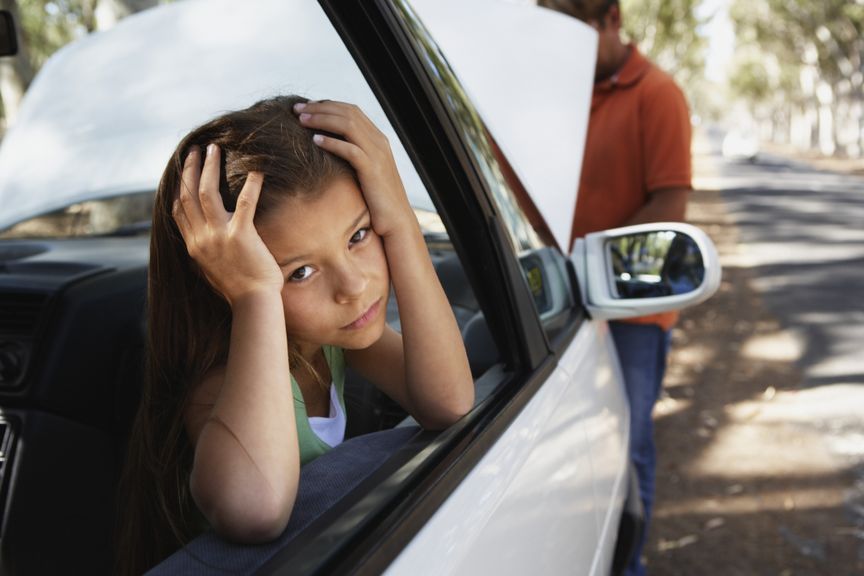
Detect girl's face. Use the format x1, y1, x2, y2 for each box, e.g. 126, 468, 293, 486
257, 176, 390, 360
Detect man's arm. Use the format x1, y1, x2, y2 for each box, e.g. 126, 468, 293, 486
630, 71, 692, 227
624, 187, 688, 226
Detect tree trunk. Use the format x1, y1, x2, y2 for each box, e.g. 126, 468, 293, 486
0, 0, 34, 129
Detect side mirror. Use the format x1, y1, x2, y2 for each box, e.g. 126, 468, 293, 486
571, 222, 721, 320
1, 10, 18, 57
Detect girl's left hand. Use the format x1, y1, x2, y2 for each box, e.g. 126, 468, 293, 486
293, 101, 414, 238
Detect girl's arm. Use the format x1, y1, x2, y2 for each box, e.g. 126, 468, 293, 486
175, 145, 299, 542
295, 102, 474, 429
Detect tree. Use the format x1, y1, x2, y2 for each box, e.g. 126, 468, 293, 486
620, 0, 707, 100
730, 0, 864, 157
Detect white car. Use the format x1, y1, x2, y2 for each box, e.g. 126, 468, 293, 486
0, 1, 720, 575
722, 127, 760, 162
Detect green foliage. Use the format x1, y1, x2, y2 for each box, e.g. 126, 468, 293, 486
14, 0, 170, 77
729, 60, 770, 103
620, 0, 707, 87
728, 0, 864, 155
17, 0, 90, 68
730, 0, 864, 96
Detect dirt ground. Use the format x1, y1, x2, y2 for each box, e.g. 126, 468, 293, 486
642, 188, 864, 575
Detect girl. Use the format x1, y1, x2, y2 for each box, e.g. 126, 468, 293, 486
118, 96, 473, 575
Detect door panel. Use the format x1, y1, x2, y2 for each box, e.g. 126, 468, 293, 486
559, 320, 629, 574
386, 324, 602, 575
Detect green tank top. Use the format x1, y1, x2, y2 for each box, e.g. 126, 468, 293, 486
189, 346, 347, 533
291, 345, 346, 466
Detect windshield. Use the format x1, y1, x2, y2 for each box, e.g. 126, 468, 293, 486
0, 193, 445, 242
0, 192, 155, 239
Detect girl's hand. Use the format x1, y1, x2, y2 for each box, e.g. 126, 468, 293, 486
293, 101, 414, 239
173, 145, 284, 305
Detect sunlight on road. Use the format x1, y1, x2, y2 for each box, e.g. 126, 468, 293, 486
684, 383, 864, 480
741, 330, 805, 363
655, 485, 847, 516
736, 243, 864, 268
686, 413, 839, 478
654, 395, 693, 419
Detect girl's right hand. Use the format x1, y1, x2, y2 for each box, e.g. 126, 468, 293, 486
172, 144, 284, 305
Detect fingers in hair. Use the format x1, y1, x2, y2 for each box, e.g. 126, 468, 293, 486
311, 134, 365, 165
172, 198, 192, 242
197, 144, 226, 223
179, 146, 205, 227
235, 172, 265, 223
295, 99, 391, 154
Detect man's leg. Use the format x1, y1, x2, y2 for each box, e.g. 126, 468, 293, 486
610, 321, 671, 576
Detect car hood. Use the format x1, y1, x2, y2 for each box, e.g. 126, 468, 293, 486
0, 0, 429, 231
0, 0, 595, 252
412, 0, 595, 252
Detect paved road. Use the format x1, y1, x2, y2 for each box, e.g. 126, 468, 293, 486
646, 132, 864, 574
700, 136, 864, 561
695, 141, 864, 416
696, 147, 864, 385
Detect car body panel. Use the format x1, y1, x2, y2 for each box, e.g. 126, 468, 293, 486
559, 320, 629, 574
385, 322, 623, 576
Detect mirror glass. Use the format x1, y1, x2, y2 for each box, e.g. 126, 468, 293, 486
607, 231, 705, 299
0, 11, 17, 57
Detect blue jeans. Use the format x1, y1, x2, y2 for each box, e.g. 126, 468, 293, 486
610, 322, 671, 576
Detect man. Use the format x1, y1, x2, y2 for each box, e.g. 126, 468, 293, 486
537, 1, 692, 575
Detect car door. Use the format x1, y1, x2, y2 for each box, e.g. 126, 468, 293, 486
317, 1, 628, 574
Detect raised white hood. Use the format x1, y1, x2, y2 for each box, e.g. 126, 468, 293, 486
0, 0, 596, 252
411, 0, 596, 251
0, 0, 428, 230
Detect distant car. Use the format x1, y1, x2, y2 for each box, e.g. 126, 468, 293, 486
722, 127, 760, 161
0, 1, 720, 575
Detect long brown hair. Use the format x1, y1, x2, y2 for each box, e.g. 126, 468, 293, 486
116, 95, 354, 575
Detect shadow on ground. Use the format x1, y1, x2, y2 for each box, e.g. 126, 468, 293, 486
644, 186, 864, 576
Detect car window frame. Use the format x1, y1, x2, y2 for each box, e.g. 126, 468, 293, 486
255, 1, 586, 573
375, 0, 587, 353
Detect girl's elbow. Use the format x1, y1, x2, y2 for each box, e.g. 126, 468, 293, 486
191, 470, 296, 543
207, 490, 295, 543
217, 505, 292, 543
452, 379, 475, 420
453, 389, 475, 420
420, 392, 474, 430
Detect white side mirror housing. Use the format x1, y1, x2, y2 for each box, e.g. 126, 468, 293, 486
571, 222, 722, 320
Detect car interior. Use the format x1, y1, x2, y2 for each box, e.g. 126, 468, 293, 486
0, 196, 505, 574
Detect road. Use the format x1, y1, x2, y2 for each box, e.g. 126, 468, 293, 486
644, 135, 864, 575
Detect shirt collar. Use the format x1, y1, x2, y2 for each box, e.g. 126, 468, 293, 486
595, 44, 650, 92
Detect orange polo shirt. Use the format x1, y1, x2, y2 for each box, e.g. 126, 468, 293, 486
572, 46, 692, 331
